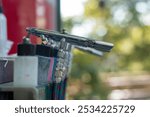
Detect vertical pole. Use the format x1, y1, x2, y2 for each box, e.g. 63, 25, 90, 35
56, 0, 61, 32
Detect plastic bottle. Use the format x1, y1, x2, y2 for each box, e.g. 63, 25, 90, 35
0, 3, 13, 57
0, 5, 7, 40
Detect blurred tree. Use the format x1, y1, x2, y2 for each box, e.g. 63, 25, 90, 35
63, 0, 150, 99
84, 0, 150, 72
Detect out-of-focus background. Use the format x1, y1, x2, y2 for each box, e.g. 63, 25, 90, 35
1, 0, 150, 99
61, 0, 150, 100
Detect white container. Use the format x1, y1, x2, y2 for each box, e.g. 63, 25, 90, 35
0, 8, 7, 40
0, 6, 12, 57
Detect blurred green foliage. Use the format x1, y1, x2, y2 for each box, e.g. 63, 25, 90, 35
63, 0, 150, 99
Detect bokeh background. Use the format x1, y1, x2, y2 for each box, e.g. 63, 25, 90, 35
61, 0, 150, 99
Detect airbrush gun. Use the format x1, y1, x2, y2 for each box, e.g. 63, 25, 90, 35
26, 27, 113, 81
26, 27, 113, 52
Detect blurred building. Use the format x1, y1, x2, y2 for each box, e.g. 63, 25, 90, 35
2, 0, 60, 54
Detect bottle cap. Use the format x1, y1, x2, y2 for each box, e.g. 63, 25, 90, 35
0, 6, 3, 13
0, 0, 3, 13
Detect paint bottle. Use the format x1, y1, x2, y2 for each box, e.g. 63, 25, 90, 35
0, 4, 7, 40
